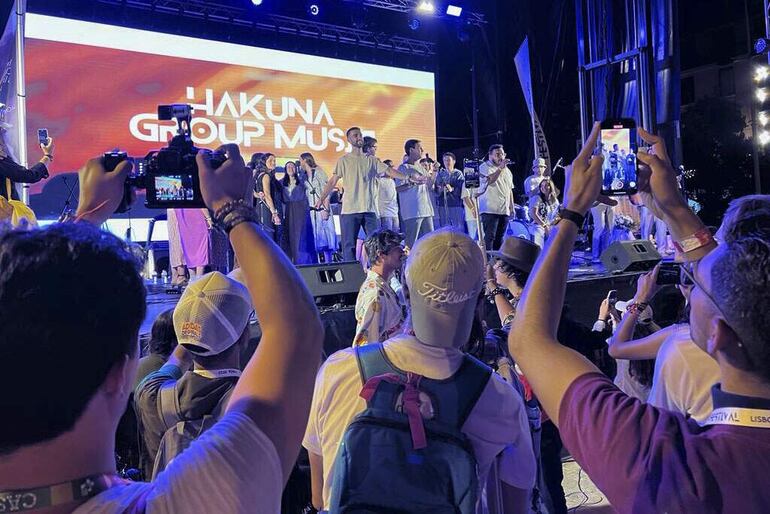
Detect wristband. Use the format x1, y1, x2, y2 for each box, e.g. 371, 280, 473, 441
626, 302, 649, 316
552, 208, 585, 228
673, 227, 713, 254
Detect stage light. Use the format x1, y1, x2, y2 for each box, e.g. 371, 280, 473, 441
755, 38, 770, 55
760, 112, 769, 127
447, 5, 463, 16
756, 66, 769, 83
308, 3, 320, 16
417, 1, 435, 14
757, 88, 768, 103
251, 0, 263, 5
408, 18, 421, 30
759, 130, 770, 146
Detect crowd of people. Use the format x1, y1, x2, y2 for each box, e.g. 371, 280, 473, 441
1, 118, 770, 514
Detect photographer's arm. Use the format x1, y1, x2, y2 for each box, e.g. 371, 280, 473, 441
197, 147, 324, 485
74, 157, 132, 226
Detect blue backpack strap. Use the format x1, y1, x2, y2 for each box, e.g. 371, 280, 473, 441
355, 343, 399, 384
451, 354, 493, 427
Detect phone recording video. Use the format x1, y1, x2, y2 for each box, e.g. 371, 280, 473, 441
607, 289, 618, 305
37, 128, 49, 146
600, 118, 638, 196
656, 262, 682, 285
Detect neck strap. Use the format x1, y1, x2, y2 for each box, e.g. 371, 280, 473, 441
0, 473, 122, 512
703, 407, 770, 429
192, 368, 242, 379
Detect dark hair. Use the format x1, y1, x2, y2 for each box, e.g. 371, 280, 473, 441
442, 152, 456, 161
495, 258, 530, 289
627, 322, 660, 388
712, 238, 770, 380
364, 229, 404, 267
404, 139, 421, 155
281, 161, 299, 187
248, 152, 264, 171
346, 126, 361, 138
148, 308, 177, 358
719, 195, 770, 243
383, 159, 394, 167
300, 152, 318, 169
363, 136, 378, 153
0, 223, 146, 453
488, 144, 503, 155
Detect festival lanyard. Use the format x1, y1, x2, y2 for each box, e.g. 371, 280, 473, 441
191, 368, 242, 379
0, 474, 124, 512
702, 407, 770, 429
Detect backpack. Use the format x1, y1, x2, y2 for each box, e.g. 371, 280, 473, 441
150, 380, 233, 480
329, 343, 492, 514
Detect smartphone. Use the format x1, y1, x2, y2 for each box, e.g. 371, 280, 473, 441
37, 128, 49, 146
599, 118, 638, 196
607, 289, 618, 306
656, 262, 682, 285
463, 159, 482, 189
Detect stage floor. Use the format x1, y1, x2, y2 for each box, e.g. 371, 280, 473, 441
140, 253, 658, 336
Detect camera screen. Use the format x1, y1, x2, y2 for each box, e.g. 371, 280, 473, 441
154, 175, 195, 202
600, 126, 637, 193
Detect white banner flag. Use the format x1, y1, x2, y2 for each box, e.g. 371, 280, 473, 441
514, 37, 551, 174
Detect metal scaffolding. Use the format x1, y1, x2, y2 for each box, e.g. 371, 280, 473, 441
360, 0, 486, 26
96, 0, 437, 56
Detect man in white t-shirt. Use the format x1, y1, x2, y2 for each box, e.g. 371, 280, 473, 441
0, 147, 323, 513
378, 159, 400, 231
304, 228, 535, 512
397, 139, 436, 248
315, 127, 412, 260
523, 157, 548, 202
477, 144, 515, 251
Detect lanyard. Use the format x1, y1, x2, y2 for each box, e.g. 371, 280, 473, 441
703, 407, 770, 429
192, 368, 242, 379
0, 474, 122, 512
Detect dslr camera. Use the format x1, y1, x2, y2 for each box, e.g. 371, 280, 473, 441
104, 104, 226, 212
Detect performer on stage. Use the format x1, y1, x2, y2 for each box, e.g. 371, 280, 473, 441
476, 144, 515, 251
0, 122, 52, 223
397, 139, 436, 249
433, 152, 465, 230
314, 127, 413, 261
378, 158, 400, 231
282, 160, 316, 264
254, 153, 285, 248
300, 152, 338, 263
523, 157, 548, 201
529, 177, 560, 248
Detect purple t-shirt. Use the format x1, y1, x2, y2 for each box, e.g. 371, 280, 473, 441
559, 373, 770, 513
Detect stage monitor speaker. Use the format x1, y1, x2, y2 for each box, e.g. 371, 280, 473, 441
600, 240, 661, 273
296, 261, 366, 306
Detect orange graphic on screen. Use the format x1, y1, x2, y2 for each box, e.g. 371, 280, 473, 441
23, 39, 436, 194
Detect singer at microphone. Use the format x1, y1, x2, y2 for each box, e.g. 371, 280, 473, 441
477, 144, 516, 251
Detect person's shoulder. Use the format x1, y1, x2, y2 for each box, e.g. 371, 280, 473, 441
74, 482, 153, 513
320, 347, 358, 377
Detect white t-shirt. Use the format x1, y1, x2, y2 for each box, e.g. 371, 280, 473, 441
377, 176, 398, 218
396, 163, 435, 220
523, 174, 545, 198
478, 161, 514, 216
303, 335, 536, 510
75, 412, 281, 513
648, 324, 721, 423
334, 153, 389, 215
461, 184, 478, 221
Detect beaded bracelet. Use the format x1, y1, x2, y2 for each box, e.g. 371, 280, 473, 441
626, 302, 649, 316
213, 200, 260, 234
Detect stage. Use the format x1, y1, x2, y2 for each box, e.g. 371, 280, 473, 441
139, 255, 658, 356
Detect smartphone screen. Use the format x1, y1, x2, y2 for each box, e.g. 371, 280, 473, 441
607, 289, 618, 305
463, 159, 481, 189
656, 262, 682, 285
37, 128, 48, 146
600, 119, 638, 196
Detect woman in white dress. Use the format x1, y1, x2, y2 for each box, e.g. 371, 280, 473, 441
300, 152, 338, 263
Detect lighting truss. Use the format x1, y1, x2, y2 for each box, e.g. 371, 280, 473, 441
95, 0, 436, 56
360, 0, 486, 26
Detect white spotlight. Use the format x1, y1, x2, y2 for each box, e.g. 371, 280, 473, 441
446, 5, 463, 16
417, 1, 435, 13
757, 88, 768, 103
251, 0, 263, 5
756, 66, 770, 83
760, 131, 770, 145
760, 112, 769, 126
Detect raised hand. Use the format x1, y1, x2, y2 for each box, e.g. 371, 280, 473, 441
76, 156, 132, 224
196, 144, 249, 212
563, 122, 617, 215
635, 128, 687, 218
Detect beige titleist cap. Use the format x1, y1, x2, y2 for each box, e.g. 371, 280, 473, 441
405, 228, 484, 348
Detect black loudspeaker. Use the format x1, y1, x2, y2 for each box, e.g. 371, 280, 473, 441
296, 261, 366, 306
600, 240, 661, 273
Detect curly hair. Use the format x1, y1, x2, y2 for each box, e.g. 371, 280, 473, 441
711, 238, 770, 380
495, 258, 531, 289
364, 229, 404, 267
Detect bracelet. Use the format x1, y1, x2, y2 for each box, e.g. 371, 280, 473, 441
626, 302, 649, 316
486, 287, 506, 300
673, 227, 713, 254
213, 200, 260, 234
43, 154, 53, 161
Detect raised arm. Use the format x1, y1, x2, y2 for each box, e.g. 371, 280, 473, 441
507, 122, 617, 425
314, 173, 340, 209
197, 146, 324, 484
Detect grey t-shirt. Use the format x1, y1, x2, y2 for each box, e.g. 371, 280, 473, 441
396, 163, 435, 220
334, 153, 388, 215
478, 161, 514, 216
74, 411, 281, 513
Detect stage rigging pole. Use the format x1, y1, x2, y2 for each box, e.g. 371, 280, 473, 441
14, 0, 28, 204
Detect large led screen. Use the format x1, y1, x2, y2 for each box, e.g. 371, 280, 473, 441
23, 14, 437, 200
